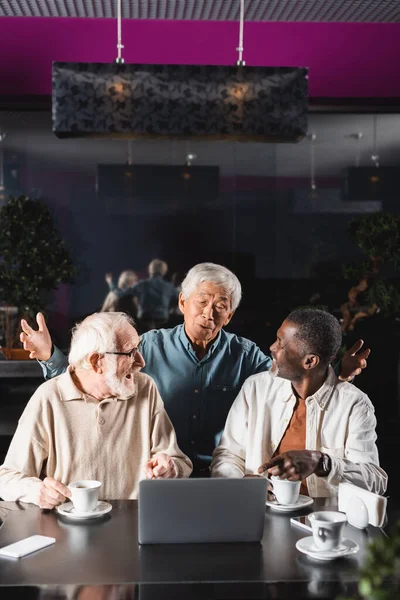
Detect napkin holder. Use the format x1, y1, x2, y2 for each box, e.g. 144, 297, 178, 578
338, 482, 387, 528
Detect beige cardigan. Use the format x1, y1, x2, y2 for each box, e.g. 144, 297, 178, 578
0, 368, 192, 505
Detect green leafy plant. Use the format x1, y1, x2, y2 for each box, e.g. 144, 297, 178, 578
338, 520, 400, 600
0, 195, 76, 342
343, 212, 400, 317
347, 212, 400, 269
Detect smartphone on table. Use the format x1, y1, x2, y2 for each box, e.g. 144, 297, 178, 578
290, 515, 312, 532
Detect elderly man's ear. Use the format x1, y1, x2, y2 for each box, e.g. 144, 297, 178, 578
88, 353, 105, 373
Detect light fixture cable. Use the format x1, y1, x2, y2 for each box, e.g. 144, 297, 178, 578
115, 0, 124, 64
237, 0, 246, 66
371, 115, 379, 167
355, 132, 363, 167
0, 129, 6, 193
309, 133, 317, 194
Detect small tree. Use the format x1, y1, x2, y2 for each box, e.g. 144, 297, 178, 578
342, 212, 400, 317
0, 195, 76, 347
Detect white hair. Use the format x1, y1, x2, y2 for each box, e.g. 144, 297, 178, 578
68, 312, 135, 370
181, 262, 242, 312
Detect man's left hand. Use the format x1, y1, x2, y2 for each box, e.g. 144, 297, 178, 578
145, 453, 177, 479
258, 450, 322, 480
339, 339, 370, 381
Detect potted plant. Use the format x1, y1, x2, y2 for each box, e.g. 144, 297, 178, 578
0, 195, 76, 359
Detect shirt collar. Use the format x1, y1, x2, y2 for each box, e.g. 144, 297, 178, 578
179, 324, 222, 357
279, 366, 337, 410
59, 367, 87, 402
309, 366, 337, 410
60, 366, 129, 403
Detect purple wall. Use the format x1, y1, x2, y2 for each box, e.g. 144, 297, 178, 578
0, 18, 400, 98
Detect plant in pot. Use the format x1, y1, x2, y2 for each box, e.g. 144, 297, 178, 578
0, 195, 76, 359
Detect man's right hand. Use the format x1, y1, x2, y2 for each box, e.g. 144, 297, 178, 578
20, 312, 53, 361
38, 477, 71, 510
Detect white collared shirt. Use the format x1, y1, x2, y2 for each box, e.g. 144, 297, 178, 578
211, 367, 387, 497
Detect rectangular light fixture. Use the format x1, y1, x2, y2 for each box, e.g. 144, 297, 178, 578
52, 62, 308, 142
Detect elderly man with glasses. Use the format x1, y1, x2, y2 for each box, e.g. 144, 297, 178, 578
0, 312, 192, 509
20, 263, 369, 477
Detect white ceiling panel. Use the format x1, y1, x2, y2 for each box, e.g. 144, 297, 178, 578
1, 0, 399, 22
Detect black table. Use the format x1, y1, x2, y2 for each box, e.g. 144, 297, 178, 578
0, 499, 390, 599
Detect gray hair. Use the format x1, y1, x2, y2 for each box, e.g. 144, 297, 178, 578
69, 312, 135, 370
181, 263, 242, 312
148, 259, 168, 277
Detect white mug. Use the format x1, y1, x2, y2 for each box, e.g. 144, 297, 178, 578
309, 511, 347, 551
268, 476, 301, 505
68, 480, 102, 513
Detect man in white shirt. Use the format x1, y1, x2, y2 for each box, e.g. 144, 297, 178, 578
211, 308, 387, 497
0, 312, 192, 509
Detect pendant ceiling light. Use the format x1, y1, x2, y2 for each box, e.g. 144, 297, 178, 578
52, 1, 308, 142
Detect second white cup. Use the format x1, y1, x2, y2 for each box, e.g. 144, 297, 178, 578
308, 511, 347, 551
68, 479, 102, 513
268, 476, 301, 505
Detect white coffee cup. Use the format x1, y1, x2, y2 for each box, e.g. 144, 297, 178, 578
268, 476, 301, 505
68, 480, 102, 513
308, 511, 347, 551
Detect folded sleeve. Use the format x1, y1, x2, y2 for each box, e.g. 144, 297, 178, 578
38, 346, 68, 380
325, 397, 388, 495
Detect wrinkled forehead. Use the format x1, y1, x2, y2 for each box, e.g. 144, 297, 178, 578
115, 324, 139, 349
194, 281, 231, 303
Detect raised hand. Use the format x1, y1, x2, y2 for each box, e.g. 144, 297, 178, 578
145, 453, 177, 479
339, 339, 370, 381
20, 312, 53, 361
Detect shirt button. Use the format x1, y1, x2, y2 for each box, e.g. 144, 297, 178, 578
98, 418, 105, 425
194, 389, 199, 394
271, 442, 275, 450
222, 387, 227, 392
191, 440, 195, 445
192, 415, 197, 419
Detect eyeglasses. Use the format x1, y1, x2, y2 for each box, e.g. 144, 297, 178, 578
104, 346, 141, 360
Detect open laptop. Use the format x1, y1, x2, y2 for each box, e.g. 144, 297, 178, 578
138, 477, 267, 544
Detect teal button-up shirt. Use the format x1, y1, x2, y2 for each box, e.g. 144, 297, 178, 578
40, 324, 271, 471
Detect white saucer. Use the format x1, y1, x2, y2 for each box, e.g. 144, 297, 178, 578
56, 501, 112, 520
265, 494, 314, 512
296, 536, 359, 561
